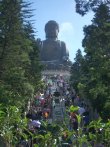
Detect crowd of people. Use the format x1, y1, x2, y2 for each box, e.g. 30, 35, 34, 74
17, 74, 93, 147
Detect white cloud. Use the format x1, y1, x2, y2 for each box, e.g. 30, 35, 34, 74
58, 22, 75, 61
59, 22, 74, 39
60, 22, 74, 32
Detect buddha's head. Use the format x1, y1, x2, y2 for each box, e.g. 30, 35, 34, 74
45, 20, 59, 39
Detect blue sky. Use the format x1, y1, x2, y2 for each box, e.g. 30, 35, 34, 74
29, 0, 94, 61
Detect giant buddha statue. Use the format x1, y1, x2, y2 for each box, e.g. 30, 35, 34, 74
38, 20, 70, 70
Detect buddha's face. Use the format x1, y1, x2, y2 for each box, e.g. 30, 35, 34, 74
45, 23, 59, 39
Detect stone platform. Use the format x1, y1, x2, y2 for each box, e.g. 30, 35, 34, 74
41, 70, 70, 79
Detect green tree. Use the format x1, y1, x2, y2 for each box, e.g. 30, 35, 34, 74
81, 4, 110, 119
74, 0, 110, 16
70, 49, 84, 93
24, 22, 42, 92
0, 0, 41, 106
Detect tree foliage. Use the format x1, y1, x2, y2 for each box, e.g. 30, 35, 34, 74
74, 0, 110, 15
71, 4, 110, 119
70, 49, 84, 92
0, 0, 41, 106
82, 4, 110, 119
